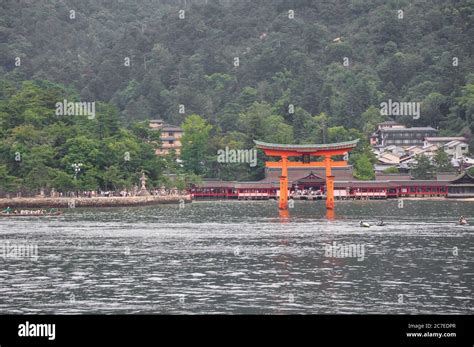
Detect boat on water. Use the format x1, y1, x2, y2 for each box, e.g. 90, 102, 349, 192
0, 210, 62, 217
458, 216, 469, 226
359, 221, 370, 228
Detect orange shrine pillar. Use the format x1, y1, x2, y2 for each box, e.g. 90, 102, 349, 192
279, 155, 288, 210
324, 155, 335, 210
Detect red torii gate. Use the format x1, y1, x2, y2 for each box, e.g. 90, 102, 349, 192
254, 139, 359, 210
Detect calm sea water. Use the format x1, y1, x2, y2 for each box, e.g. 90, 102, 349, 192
0, 200, 472, 314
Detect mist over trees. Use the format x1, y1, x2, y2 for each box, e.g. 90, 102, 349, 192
0, 0, 473, 188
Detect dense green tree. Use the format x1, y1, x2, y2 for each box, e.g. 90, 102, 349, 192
419, 93, 449, 128
383, 167, 399, 174
292, 107, 314, 144
434, 148, 454, 172
361, 106, 386, 137
180, 114, 213, 175
0, 81, 165, 193
411, 155, 436, 180
0, 164, 21, 193
353, 154, 375, 180
262, 115, 293, 144
0, 0, 471, 136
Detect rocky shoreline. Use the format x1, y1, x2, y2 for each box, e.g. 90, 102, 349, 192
0, 195, 192, 209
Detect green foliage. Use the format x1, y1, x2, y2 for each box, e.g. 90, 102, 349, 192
411, 155, 436, 180
383, 167, 399, 174
434, 147, 454, 172
353, 154, 375, 180
0, 1, 471, 136
0, 1, 473, 185
0, 81, 165, 193
180, 114, 213, 175
173, 173, 203, 190
361, 106, 386, 137
0, 164, 21, 192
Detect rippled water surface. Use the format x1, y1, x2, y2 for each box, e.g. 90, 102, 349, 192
0, 200, 473, 314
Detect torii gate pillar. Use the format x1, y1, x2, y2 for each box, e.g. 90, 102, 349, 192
325, 155, 335, 210
279, 155, 288, 210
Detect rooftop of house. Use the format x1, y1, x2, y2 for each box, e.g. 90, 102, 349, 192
450, 171, 474, 185
380, 126, 437, 132
378, 121, 401, 125
405, 145, 418, 151
149, 119, 183, 132
425, 137, 467, 142
161, 125, 183, 132
437, 172, 459, 181
378, 153, 401, 164
400, 148, 437, 162
421, 144, 438, 150
384, 145, 398, 151
444, 140, 466, 148
384, 146, 406, 154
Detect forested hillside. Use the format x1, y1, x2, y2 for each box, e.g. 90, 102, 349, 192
0, 0, 473, 188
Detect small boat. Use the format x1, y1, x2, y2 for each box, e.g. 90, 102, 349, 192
0, 211, 62, 217
359, 221, 370, 228
457, 216, 469, 226
376, 221, 387, 226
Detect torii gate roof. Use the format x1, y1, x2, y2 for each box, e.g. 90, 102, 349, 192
254, 139, 359, 155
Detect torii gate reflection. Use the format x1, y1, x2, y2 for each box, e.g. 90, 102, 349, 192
278, 204, 335, 220
255, 140, 359, 213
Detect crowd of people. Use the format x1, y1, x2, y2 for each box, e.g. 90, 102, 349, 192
1, 207, 58, 215
290, 188, 324, 197
1, 186, 192, 199
48, 189, 187, 198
